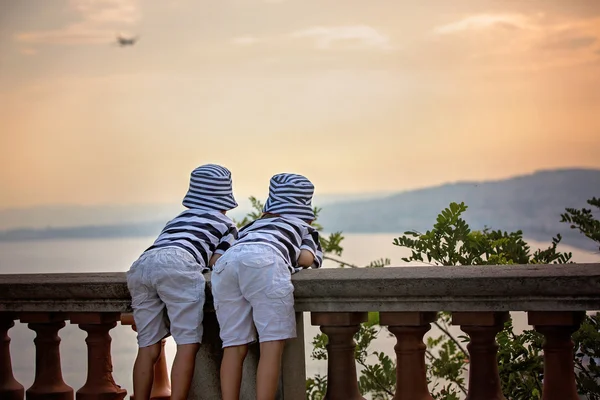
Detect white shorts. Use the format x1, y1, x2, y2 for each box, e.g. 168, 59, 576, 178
211, 244, 296, 347
126, 247, 206, 347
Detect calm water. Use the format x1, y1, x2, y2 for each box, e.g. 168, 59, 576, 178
0, 234, 597, 395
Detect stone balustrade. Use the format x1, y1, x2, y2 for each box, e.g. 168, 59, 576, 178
0, 263, 599, 399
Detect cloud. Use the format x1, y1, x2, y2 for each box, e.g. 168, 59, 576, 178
291, 25, 392, 51
16, 24, 117, 45
544, 36, 598, 50
231, 36, 260, 45
14, 0, 140, 46
541, 34, 597, 50
434, 14, 530, 35
19, 48, 38, 56
431, 13, 600, 71
69, 0, 140, 24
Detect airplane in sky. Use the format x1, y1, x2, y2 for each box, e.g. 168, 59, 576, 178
116, 35, 139, 47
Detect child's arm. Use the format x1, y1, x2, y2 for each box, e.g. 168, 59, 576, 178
299, 229, 323, 269
210, 225, 238, 268
298, 249, 315, 268
209, 253, 222, 267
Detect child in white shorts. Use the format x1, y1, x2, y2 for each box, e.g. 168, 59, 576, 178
126, 164, 238, 400
211, 173, 323, 400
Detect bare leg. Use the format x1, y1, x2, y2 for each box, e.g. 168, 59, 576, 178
171, 343, 200, 400
257, 340, 285, 400
221, 344, 249, 400
133, 342, 162, 400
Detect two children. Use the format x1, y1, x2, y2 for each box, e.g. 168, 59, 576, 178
127, 166, 322, 400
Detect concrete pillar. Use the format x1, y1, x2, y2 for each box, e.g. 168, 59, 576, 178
188, 312, 223, 400
21, 313, 73, 400
380, 312, 437, 400
452, 312, 509, 400
280, 312, 307, 400
0, 313, 24, 400
311, 312, 367, 400
528, 311, 585, 400
71, 312, 127, 400
188, 311, 305, 400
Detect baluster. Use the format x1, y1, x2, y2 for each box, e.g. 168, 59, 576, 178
452, 312, 509, 400
20, 313, 73, 400
528, 311, 585, 400
120, 314, 171, 400
380, 312, 437, 400
311, 312, 367, 400
70, 312, 127, 400
0, 313, 24, 400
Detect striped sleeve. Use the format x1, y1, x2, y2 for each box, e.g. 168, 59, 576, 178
215, 224, 238, 255
300, 229, 323, 268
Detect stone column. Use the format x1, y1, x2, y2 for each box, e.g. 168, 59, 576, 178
528, 311, 585, 400
280, 312, 307, 400
21, 313, 73, 400
189, 310, 300, 400
311, 312, 367, 400
188, 312, 223, 400
187, 311, 261, 400
452, 312, 509, 400
380, 312, 437, 400
71, 312, 127, 400
0, 313, 24, 400
120, 314, 171, 400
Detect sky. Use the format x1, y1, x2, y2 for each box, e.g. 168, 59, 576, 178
1, 0, 600, 209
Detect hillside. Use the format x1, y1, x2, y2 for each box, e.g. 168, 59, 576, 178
318, 168, 600, 251
1, 169, 598, 251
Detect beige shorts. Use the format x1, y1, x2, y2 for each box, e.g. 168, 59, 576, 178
211, 244, 296, 347
126, 247, 206, 347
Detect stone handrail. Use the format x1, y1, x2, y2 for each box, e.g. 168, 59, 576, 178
1, 263, 599, 312
1, 263, 599, 400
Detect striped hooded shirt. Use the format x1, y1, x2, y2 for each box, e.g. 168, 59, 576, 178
234, 215, 323, 274
145, 164, 238, 272
146, 208, 238, 272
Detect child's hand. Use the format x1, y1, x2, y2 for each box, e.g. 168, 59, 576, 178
297, 249, 315, 268
209, 253, 222, 267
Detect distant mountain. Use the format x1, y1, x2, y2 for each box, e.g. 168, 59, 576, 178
0, 193, 386, 231
318, 168, 600, 251
0, 204, 182, 230
0, 222, 166, 242
0, 192, 389, 232
0, 169, 598, 251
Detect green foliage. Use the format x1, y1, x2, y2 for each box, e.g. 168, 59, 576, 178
425, 313, 467, 398
366, 258, 391, 268
392, 200, 600, 399
495, 320, 544, 399
561, 197, 600, 252
574, 313, 600, 399
234, 196, 264, 228
306, 375, 327, 400
563, 198, 600, 398
358, 351, 396, 399
393, 202, 572, 266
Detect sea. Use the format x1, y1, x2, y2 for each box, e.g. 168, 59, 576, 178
0, 234, 598, 396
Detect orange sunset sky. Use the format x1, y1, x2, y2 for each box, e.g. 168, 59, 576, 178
1, 0, 599, 209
